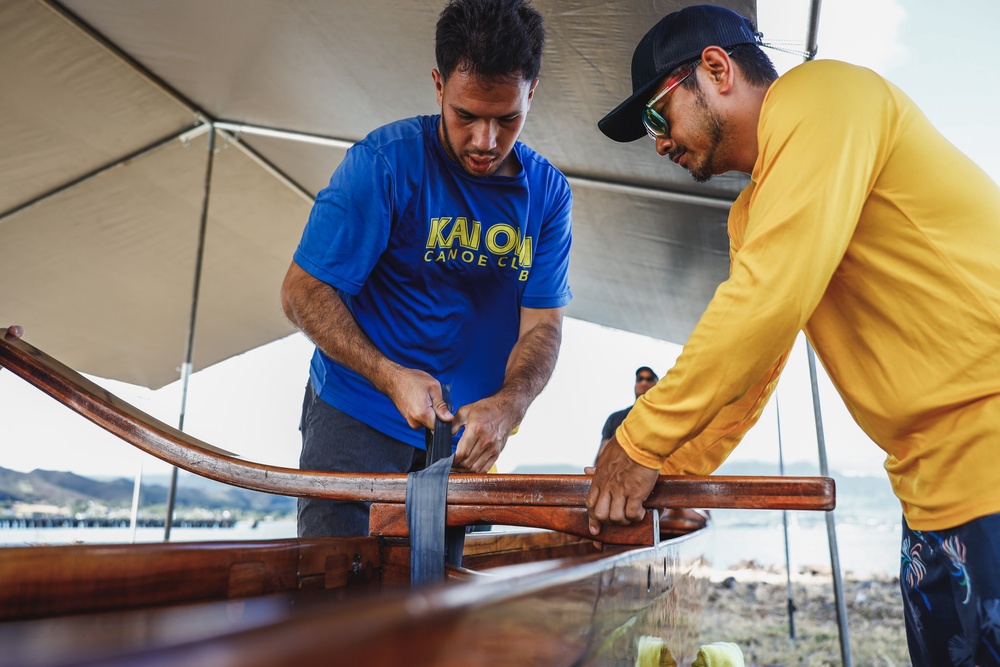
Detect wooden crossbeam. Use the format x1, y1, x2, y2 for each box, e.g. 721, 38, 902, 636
370, 504, 709, 546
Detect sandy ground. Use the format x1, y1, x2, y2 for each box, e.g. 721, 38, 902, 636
696, 561, 910, 667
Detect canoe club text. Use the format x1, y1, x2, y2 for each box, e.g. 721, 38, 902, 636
424, 216, 534, 281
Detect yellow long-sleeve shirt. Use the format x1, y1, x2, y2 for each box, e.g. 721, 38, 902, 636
617, 60, 1000, 531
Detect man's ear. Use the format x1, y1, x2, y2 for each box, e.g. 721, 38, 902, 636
700, 46, 735, 93
432, 68, 445, 106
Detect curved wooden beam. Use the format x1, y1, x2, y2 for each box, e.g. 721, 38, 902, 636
0, 328, 835, 511
369, 504, 710, 546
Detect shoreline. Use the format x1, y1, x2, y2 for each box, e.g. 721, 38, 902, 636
697, 561, 909, 666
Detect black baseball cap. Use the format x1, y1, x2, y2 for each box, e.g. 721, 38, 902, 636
635, 366, 658, 381
598, 4, 761, 143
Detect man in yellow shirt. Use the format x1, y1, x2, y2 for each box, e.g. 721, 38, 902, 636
590, 5, 1000, 665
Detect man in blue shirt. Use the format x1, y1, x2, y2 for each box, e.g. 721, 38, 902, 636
281, 0, 573, 537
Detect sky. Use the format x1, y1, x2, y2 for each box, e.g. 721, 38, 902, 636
1, 0, 998, 487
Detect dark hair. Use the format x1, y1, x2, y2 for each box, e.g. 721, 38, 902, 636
729, 43, 778, 87
435, 0, 546, 82
680, 43, 778, 92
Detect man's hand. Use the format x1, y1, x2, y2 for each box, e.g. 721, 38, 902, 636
382, 367, 454, 431
450, 396, 518, 473
585, 435, 660, 536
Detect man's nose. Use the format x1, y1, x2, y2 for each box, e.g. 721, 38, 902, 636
654, 135, 674, 156
472, 120, 498, 151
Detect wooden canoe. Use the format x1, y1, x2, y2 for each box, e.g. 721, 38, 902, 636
0, 328, 836, 666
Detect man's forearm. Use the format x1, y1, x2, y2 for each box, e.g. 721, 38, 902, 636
280, 262, 398, 394
495, 308, 563, 420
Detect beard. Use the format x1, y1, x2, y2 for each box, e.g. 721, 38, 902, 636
440, 113, 509, 178
675, 86, 728, 184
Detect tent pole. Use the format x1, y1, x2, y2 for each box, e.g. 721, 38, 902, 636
775, 398, 797, 641
128, 455, 143, 543
797, 4, 852, 663
806, 0, 823, 60
807, 342, 853, 666
164, 126, 217, 541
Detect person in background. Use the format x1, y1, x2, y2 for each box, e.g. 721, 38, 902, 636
597, 366, 658, 461
281, 0, 572, 538
586, 5, 1000, 665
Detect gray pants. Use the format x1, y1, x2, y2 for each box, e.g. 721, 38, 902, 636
297, 381, 425, 537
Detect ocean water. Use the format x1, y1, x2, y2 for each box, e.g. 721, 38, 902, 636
706, 510, 901, 578
0, 511, 900, 578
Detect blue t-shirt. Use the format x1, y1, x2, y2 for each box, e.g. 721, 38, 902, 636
293, 115, 573, 449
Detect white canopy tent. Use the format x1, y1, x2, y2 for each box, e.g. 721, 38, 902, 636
0, 0, 755, 389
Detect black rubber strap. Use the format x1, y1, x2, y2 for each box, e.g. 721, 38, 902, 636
407, 385, 465, 586
425, 385, 454, 465
406, 454, 453, 586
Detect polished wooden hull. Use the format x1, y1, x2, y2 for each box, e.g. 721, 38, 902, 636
0, 525, 709, 667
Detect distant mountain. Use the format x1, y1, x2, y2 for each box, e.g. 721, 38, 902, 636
712, 459, 900, 528
716, 460, 897, 507
0, 466, 294, 514
715, 460, 826, 477
510, 463, 581, 475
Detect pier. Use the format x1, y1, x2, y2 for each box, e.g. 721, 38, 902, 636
0, 517, 238, 529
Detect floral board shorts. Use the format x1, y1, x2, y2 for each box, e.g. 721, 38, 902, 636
901, 512, 1000, 666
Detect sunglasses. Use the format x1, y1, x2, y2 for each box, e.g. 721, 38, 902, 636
636, 375, 657, 382
642, 60, 699, 141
